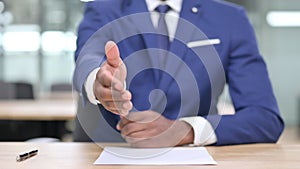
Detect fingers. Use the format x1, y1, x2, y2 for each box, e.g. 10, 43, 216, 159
94, 43, 132, 115
116, 111, 181, 147
117, 111, 161, 130
119, 122, 151, 144
94, 85, 132, 115
95, 74, 129, 99
105, 41, 122, 68
120, 123, 147, 137
120, 125, 166, 148
116, 112, 144, 130
120, 122, 160, 139
126, 111, 160, 123
116, 116, 131, 130
94, 70, 132, 115
95, 65, 123, 91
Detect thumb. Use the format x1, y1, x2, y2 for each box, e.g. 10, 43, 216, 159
105, 41, 122, 68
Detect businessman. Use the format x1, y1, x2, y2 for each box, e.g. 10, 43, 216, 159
73, 0, 284, 147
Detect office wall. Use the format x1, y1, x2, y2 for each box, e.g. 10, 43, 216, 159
257, 0, 300, 126
0, 0, 82, 92
232, 0, 300, 126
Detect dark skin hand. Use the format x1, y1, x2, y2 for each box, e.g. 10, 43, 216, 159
117, 110, 194, 148
94, 41, 133, 116
96, 41, 194, 147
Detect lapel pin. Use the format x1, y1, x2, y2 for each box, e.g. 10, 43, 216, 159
192, 7, 198, 13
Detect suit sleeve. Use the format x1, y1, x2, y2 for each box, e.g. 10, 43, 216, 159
75, 2, 103, 61
206, 8, 284, 145
73, 2, 112, 94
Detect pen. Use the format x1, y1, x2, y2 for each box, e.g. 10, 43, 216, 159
16, 149, 38, 162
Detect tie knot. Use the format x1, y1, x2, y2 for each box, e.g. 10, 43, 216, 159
155, 5, 170, 14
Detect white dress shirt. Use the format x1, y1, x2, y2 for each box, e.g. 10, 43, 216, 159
145, 0, 181, 41
84, 0, 217, 146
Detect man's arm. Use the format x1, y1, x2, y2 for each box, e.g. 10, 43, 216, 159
207, 8, 284, 145
73, 1, 107, 95
73, 1, 118, 96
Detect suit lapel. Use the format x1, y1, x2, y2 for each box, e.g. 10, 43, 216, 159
123, 0, 162, 84
169, 0, 203, 61
123, 0, 156, 48
122, 0, 206, 112
160, 0, 204, 91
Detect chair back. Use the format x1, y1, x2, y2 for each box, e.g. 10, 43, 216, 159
0, 81, 16, 100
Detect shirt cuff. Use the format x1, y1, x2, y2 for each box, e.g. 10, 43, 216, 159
180, 116, 217, 146
84, 67, 101, 105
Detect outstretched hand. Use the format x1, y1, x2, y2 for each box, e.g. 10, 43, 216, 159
94, 41, 132, 116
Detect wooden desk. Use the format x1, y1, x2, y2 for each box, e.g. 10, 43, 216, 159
0, 99, 76, 121
0, 143, 299, 169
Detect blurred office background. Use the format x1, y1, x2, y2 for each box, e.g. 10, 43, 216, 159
0, 0, 299, 142
0, 0, 81, 93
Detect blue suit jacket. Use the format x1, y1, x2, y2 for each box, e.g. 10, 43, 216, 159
73, 0, 284, 145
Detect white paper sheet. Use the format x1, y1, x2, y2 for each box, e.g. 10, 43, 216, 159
94, 146, 217, 165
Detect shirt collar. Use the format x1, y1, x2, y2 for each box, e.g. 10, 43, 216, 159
145, 0, 182, 13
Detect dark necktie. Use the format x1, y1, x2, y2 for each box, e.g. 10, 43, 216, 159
155, 5, 170, 51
